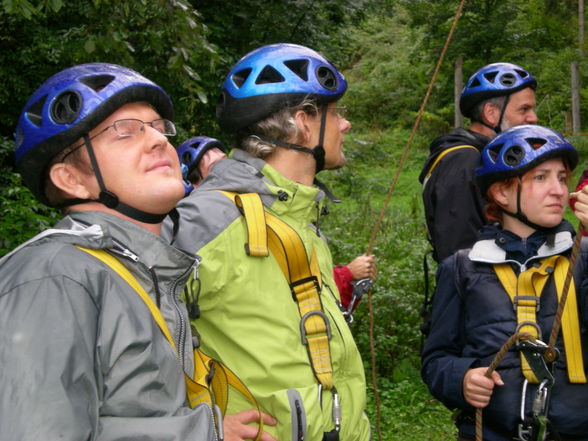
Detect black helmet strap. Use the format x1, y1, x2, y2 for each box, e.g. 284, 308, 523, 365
480, 94, 510, 135
499, 178, 553, 232
61, 135, 168, 224
254, 103, 329, 174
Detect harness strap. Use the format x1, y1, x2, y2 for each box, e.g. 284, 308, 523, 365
218, 191, 334, 390
74, 246, 264, 440
422, 144, 479, 188
494, 256, 586, 383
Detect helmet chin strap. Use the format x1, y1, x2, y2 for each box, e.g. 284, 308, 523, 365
254, 103, 329, 173
500, 178, 555, 232
480, 95, 510, 135
59, 135, 169, 224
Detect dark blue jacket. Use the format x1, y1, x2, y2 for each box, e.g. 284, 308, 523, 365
421, 222, 588, 440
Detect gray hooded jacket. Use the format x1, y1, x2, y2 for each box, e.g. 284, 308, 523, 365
0, 210, 215, 441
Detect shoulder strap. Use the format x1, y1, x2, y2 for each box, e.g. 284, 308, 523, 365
494, 256, 585, 383
74, 245, 265, 440
422, 144, 479, 188
218, 191, 334, 390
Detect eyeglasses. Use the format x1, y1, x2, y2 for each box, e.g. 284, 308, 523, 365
328, 106, 348, 119
62, 118, 177, 161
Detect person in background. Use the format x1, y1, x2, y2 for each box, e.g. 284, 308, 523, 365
419, 62, 538, 263
0, 62, 217, 441
422, 124, 588, 440
571, 169, 588, 237
163, 43, 371, 441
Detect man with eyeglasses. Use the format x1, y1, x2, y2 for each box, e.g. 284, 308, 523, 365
0, 63, 218, 441
163, 43, 371, 441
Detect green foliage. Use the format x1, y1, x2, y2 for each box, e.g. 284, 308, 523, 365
0, 136, 59, 256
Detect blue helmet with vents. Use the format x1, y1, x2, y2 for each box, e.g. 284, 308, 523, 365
216, 43, 347, 133
460, 62, 536, 118
177, 136, 226, 181
476, 125, 578, 196
15, 62, 173, 203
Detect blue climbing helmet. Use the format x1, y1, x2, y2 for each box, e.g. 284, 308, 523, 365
476, 124, 578, 197
216, 43, 347, 133
177, 136, 226, 182
459, 62, 537, 119
15, 62, 174, 205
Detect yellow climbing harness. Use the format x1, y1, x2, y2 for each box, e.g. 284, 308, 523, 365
218, 191, 335, 391
75, 245, 264, 440
494, 256, 586, 383
422, 144, 479, 188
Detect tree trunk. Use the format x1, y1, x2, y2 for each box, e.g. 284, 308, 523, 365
454, 55, 463, 128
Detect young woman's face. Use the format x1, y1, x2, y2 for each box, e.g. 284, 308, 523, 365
502, 158, 569, 231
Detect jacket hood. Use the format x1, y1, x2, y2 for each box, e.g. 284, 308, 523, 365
1, 211, 195, 276
419, 128, 490, 183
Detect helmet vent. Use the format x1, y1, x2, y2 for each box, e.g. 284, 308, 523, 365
255, 65, 285, 84
284, 59, 309, 81
515, 69, 529, 79
181, 150, 195, 165
504, 145, 525, 166
25, 96, 47, 127
51, 90, 82, 125
316, 66, 337, 91
499, 73, 516, 87
526, 137, 546, 150
79, 74, 115, 92
488, 144, 503, 162
232, 68, 252, 89
469, 77, 481, 88
483, 71, 499, 84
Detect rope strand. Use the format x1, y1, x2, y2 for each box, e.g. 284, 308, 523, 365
364, 2, 467, 440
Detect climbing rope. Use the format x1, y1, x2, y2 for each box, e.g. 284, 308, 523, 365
363, 2, 467, 440
548, 224, 585, 347
475, 332, 534, 441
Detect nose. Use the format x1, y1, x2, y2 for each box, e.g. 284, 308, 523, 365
527, 109, 538, 124
340, 117, 351, 133
145, 124, 170, 150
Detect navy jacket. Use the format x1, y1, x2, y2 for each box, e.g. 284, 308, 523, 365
421, 222, 588, 440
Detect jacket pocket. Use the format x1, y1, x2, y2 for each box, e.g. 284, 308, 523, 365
287, 389, 307, 441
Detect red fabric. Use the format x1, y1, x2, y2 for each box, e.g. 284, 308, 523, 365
570, 169, 588, 237
333, 264, 355, 309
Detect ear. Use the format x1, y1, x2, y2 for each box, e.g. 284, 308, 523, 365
48, 162, 93, 200
293, 109, 313, 144
482, 102, 500, 127
490, 181, 512, 208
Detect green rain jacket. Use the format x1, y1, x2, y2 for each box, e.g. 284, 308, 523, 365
163, 150, 371, 441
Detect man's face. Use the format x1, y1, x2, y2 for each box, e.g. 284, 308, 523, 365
501, 87, 538, 131
77, 101, 185, 214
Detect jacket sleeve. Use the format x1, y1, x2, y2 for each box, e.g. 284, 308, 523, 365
333, 264, 354, 309
0, 269, 215, 441
427, 149, 486, 262
420, 254, 479, 411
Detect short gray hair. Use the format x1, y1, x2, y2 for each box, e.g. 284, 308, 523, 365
469, 96, 507, 123
240, 99, 319, 158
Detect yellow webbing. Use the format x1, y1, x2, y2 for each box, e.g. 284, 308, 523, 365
494, 256, 586, 383
219, 191, 334, 389
74, 246, 264, 439
422, 145, 479, 187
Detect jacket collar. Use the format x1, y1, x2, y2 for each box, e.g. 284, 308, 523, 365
468, 221, 575, 270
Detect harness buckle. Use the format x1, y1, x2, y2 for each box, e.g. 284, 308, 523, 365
513, 295, 541, 312
300, 310, 332, 345
290, 276, 320, 301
